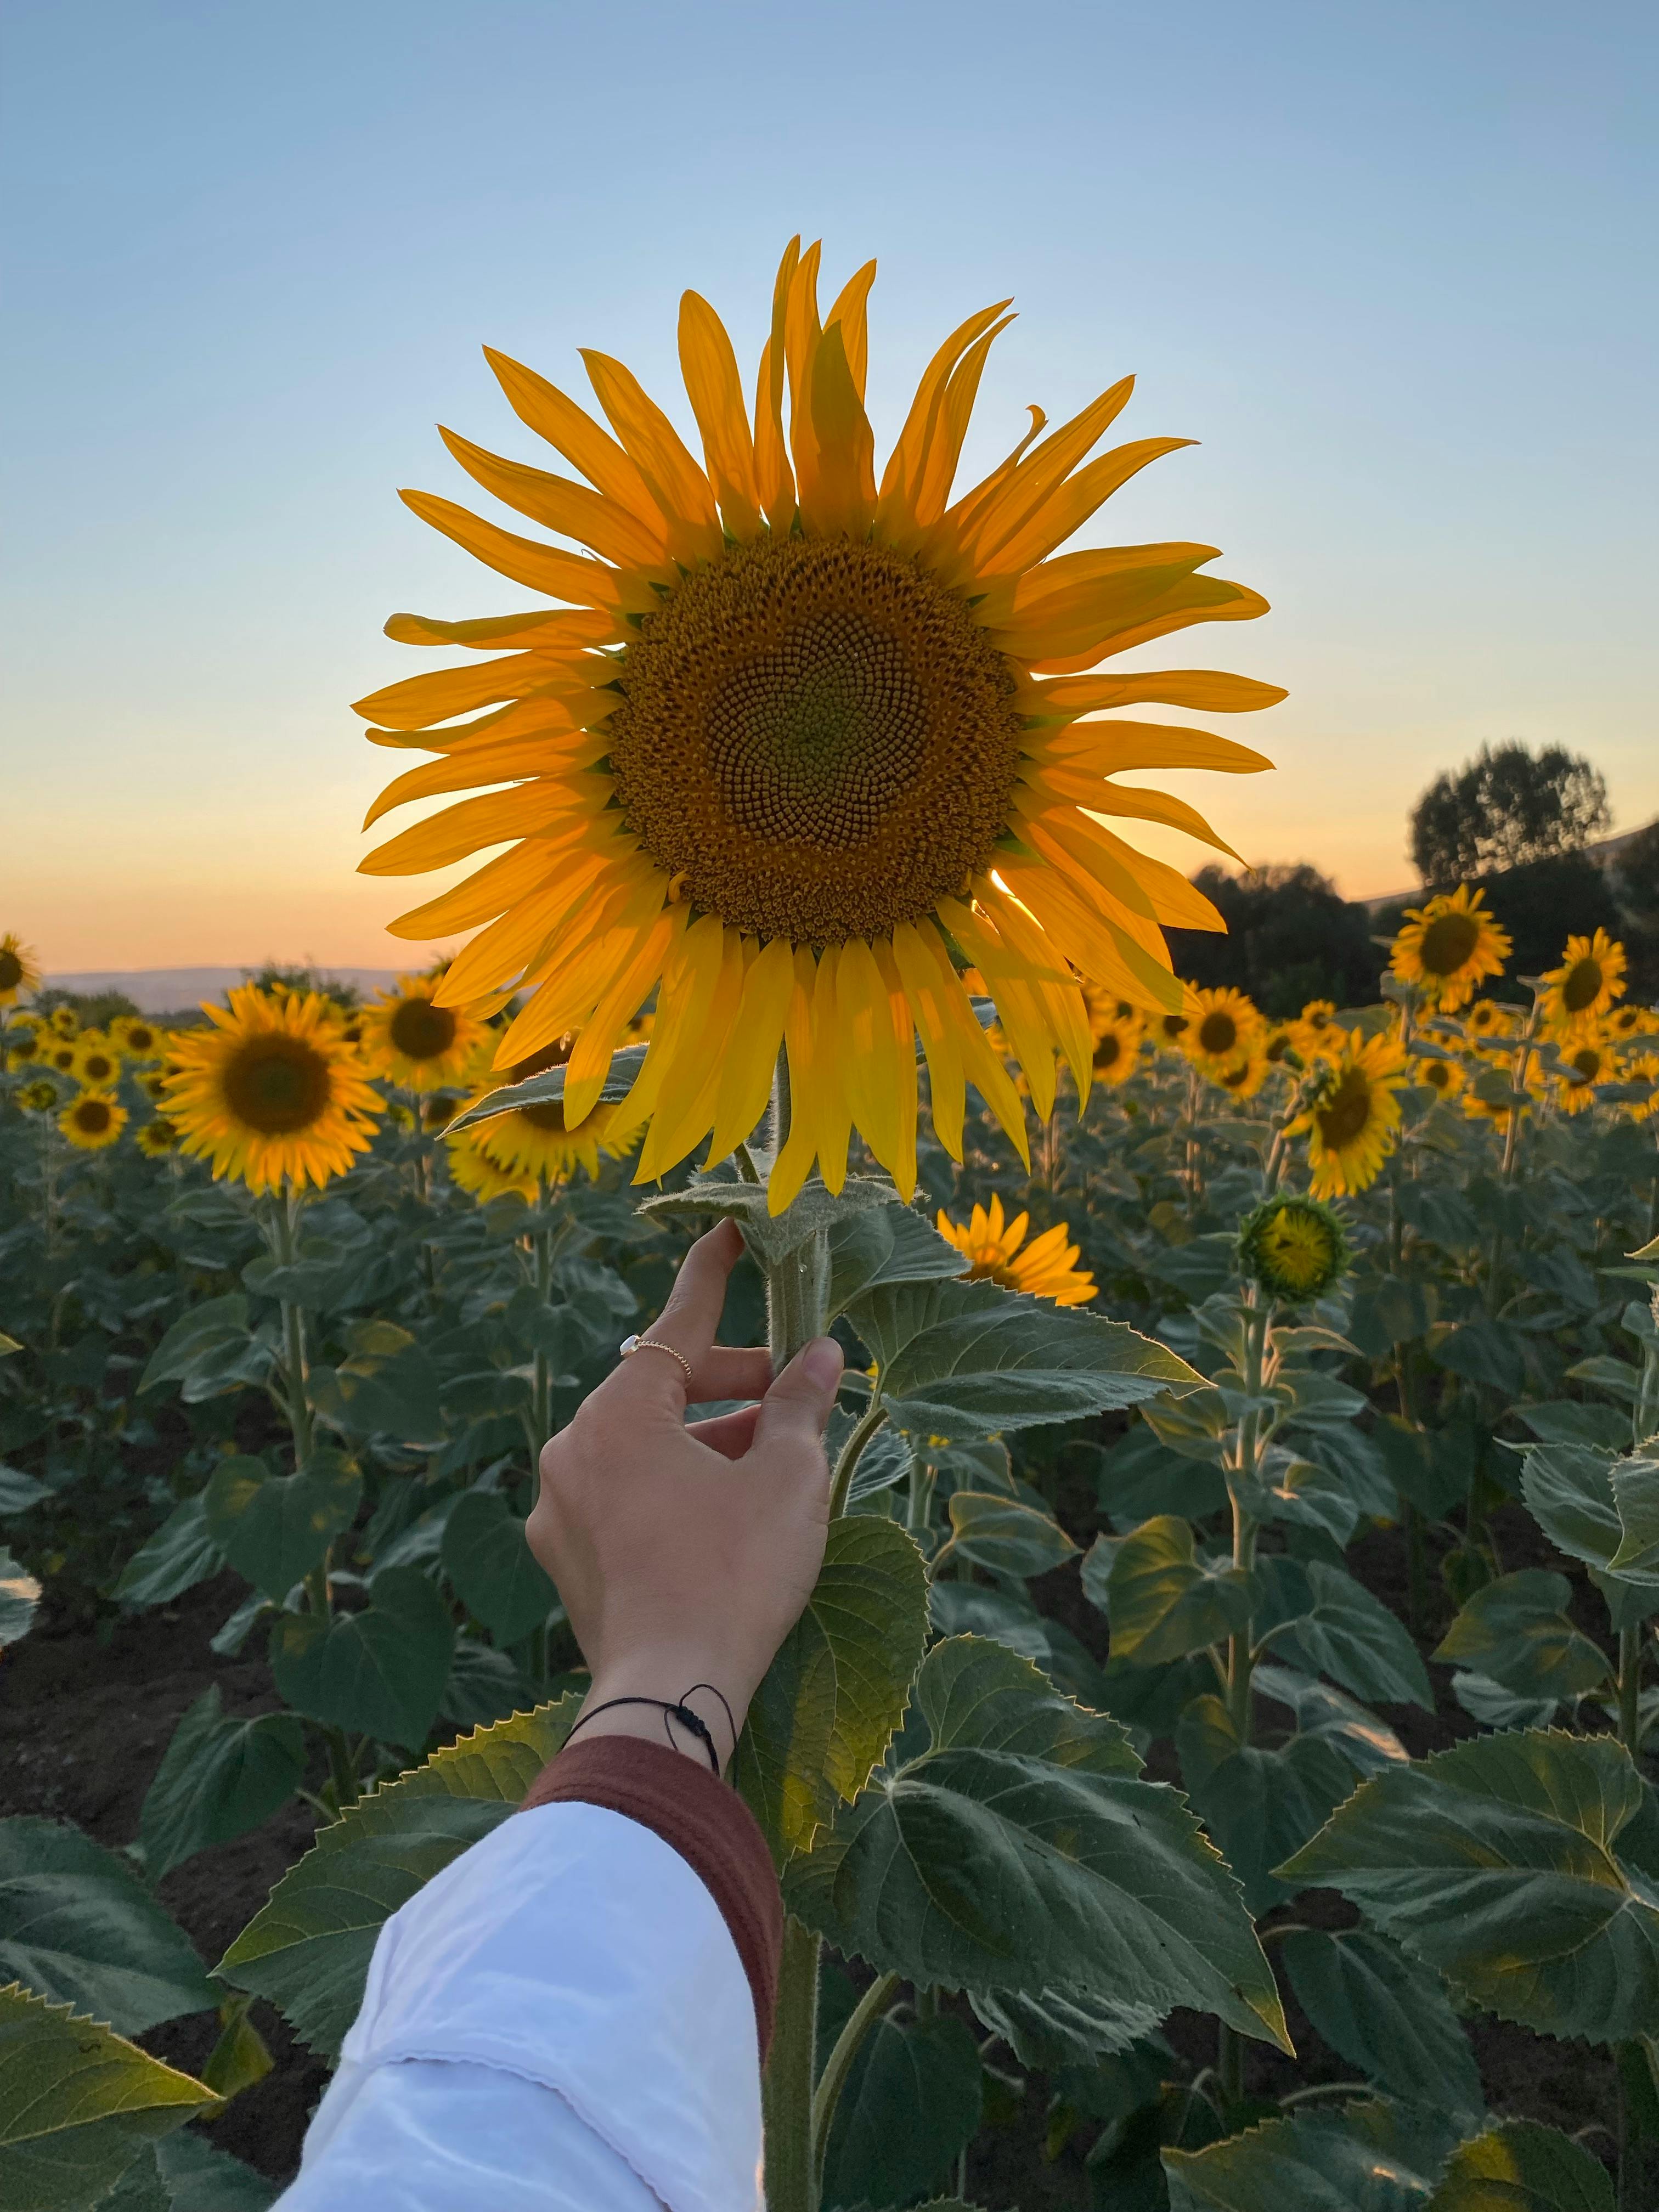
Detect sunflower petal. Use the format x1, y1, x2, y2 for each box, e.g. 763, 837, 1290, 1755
877, 301, 1012, 521
837, 936, 905, 1177
482, 347, 665, 527
563, 908, 685, 1127
801, 320, 876, 539
753, 240, 800, 524
768, 953, 821, 1213
438, 428, 670, 572
707, 934, 794, 1165
397, 489, 635, 610
579, 349, 724, 561
386, 839, 556, 939
1021, 669, 1288, 718
1040, 720, 1274, 776
352, 651, 567, 732
825, 259, 877, 398
809, 947, 854, 1194
893, 921, 966, 1159
363, 731, 610, 831
975, 438, 1196, 577
678, 291, 763, 540
1031, 579, 1271, 674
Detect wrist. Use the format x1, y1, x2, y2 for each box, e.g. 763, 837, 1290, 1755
575, 1661, 749, 1776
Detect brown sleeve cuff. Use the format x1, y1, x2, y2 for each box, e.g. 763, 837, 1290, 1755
520, 1735, 783, 2058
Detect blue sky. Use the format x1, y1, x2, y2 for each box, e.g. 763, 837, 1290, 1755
4, 0, 1654, 969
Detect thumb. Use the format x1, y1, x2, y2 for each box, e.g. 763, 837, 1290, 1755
749, 1335, 844, 1463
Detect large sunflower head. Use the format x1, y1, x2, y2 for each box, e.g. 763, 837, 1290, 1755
72, 1034, 121, 1090
1389, 884, 1511, 1012
1289, 1031, 1411, 1198
59, 1091, 126, 1152
1184, 985, 1261, 1075
1542, 928, 1626, 1032
0, 933, 41, 1009
361, 973, 488, 1091
453, 1032, 641, 1185
1238, 1192, 1350, 1305
936, 1193, 1096, 1305
356, 240, 1282, 1211
163, 985, 385, 1193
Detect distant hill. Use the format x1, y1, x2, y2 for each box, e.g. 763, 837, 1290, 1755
43, 968, 403, 1014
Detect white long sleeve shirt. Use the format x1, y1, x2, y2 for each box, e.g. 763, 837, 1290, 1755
275, 1739, 778, 2212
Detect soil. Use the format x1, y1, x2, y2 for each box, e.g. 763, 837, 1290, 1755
3, 1506, 1652, 2203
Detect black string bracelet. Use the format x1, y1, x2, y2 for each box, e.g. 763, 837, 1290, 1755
563, 1682, 737, 1779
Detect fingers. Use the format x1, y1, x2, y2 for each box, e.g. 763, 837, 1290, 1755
687, 1345, 774, 1405
606, 1219, 744, 1410
687, 1403, 763, 1460
746, 1336, 844, 1476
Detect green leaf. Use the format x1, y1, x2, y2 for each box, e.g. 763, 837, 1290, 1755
1432, 1316, 1525, 1396
943, 1491, 1076, 1578
1518, 1444, 1651, 1583
1175, 1695, 1355, 1914
640, 1171, 899, 1267
1259, 1559, 1434, 1709
736, 1516, 928, 1862
449, 1043, 647, 1127
827, 1203, 968, 1318
1349, 1274, 1434, 1352
1609, 1458, 1659, 1577
204, 1452, 362, 1602
1515, 1402, 1633, 1451
850, 1276, 1199, 1443
441, 1490, 559, 1645
1, 1547, 42, 1648
788, 1636, 1289, 2055
1280, 1928, 1483, 2118
1252, 1663, 1410, 1776
137, 1296, 251, 1395
1432, 1572, 1611, 1701
1085, 1519, 1252, 1666
970, 1982, 1164, 2068
0, 1983, 218, 2212
0, 1465, 47, 1514
1279, 1729, 1659, 2043
1163, 2097, 1462, 2212
198, 1991, 274, 2105
0, 1820, 216, 2035
111, 1499, 223, 1611
308, 1355, 445, 1447
821, 2011, 983, 2212
103, 2134, 277, 2211
218, 1697, 578, 2053
1564, 1355, 1640, 1402
1426, 2119, 1615, 2210
137, 1688, 306, 1882
268, 1566, 455, 1750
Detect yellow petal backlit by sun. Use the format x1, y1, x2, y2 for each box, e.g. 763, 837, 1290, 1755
356, 243, 1282, 1207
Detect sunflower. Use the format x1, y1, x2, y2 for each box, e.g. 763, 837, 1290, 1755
1541, 929, 1626, 1032
1626, 1054, 1659, 1122
1238, 1193, 1349, 1304
44, 1040, 80, 1076
135, 1117, 179, 1157
0, 934, 41, 1009
1389, 885, 1511, 1012
361, 974, 488, 1091
1184, 985, 1261, 1076
1214, 1050, 1268, 1100
1261, 1023, 1296, 1067
1155, 1011, 1192, 1050
163, 985, 385, 1193
935, 1193, 1097, 1305
443, 1128, 540, 1203
1608, 1003, 1655, 1043
454, 1034, 642, 1184
59, 1092, 126, 1151
1289, 1031, 1410, 1197
1413, 1053, 1464, 1104
5, 1026, 44, 1069
1555, 1028, 1612, 1114
140, 1069, 172, 1104
1463, 997, 1514, 1041
111, 1015, 164, 1060
18, 1077, 59, 1114
1089, 1017, 1141, 1086
72, 1035, 122, 1090
1290, 1000, 1346, 1063
422, 1091, 463, 1132
357, 240, 1282, 1211
49, 1007, 78, 1039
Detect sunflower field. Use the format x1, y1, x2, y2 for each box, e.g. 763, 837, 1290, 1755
4, 244, 1659, 2212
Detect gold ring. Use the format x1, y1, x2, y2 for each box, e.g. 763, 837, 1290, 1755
619, 1334, 695, 1386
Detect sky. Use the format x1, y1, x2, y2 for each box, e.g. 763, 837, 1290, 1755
4, 0, 1655, 974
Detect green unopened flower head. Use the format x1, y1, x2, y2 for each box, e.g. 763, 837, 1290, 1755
1238, 1192, 1350, 1305
18, 1077, 59, 1115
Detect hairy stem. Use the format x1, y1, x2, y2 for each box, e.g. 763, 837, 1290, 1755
763, 1916, 821, 2212
829, 1400, 889, 1521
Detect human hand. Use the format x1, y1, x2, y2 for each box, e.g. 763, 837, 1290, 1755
527, 1219, 844, 1771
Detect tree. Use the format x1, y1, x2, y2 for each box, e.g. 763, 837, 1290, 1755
1165, 864, 1380, 1017
1409, 742, 1609, 885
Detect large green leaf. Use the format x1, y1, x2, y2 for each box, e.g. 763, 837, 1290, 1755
137, 1689, 306, 1882
1609, 1457, 1659, 1577
111, 1499, 223, 1611
1425, 2119, 1614, 2210
821, 2011, 983, 2212
1251, 1664, 1409, 1778
0, 1820, 216, 2036
1279, 1729, 1659, 2043
1, 1547, 41, 1648
1432, 1572, 1611, 1702
1085, 1519, 1252, 1666
827, 1202, 968, 1318
441, 1489, 559, 1645
0, 1983, 218, 2212
101, 2134, 277, 2211
1279, 1928, 1483, 2118
1175, 1696, 1355, 1914
0, 1465, 48, 1514
640, 1171, 899, 1267
736, 1516, 928, 1862
943, 1491, 1076, 1579
849, 1276, 1198, 1442
268, 1567, 455, 1750
788, 1637, 1288, 2053
308, 1354, 445, 1448
1518, 1445, 1651, 1582
137, 1296, 252, 1396
1163, 2097, 1462, 2211
1258, 1559, 1433, 1709
218, 1697, 577, 2054
204, 1451, 361, 1602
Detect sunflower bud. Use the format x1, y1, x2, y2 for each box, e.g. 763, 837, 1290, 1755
1238, 1192, 1350, 1305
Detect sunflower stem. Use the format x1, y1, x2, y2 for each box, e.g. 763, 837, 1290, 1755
764, 1053, 827, 1374
763, 1916, 822, 2212
828, 1400, 889, 1520
810, 1970, 902, 2191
